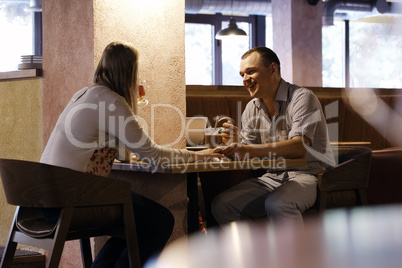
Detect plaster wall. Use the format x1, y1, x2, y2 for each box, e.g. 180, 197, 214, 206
291, 1, 322, 87
42, 0, 94, 145
42, 0, 187, 149
272, 0, 323, 87
0, 78, 43, 246
93, 0, 187, 148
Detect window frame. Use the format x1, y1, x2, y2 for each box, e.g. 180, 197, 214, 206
185, 13, 265, 85
34, 11, 43, 56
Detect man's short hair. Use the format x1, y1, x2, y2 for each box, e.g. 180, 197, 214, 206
241, 47, 281, 72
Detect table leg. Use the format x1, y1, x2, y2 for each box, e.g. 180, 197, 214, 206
187, 172, 199, 233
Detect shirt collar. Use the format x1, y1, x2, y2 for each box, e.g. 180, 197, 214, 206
254, 78, 288, 109
275, 79, 289, 102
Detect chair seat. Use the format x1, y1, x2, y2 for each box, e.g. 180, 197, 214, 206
15, 206, 125, 239
15, 207, 57, 238
17, 216, 57, 238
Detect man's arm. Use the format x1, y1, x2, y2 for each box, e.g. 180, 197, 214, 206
214, 135, 310, 160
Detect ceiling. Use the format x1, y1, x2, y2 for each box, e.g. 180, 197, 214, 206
185, 0, 402, 25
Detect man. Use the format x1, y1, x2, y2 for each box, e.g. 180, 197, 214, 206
212, 47, 335, 225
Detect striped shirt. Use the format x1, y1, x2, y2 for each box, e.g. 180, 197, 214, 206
240, 79, 335, 176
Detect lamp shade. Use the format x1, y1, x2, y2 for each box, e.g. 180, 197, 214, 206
215, 18, 247, 40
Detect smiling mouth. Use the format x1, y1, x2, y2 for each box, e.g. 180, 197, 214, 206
247, 83, 256, 92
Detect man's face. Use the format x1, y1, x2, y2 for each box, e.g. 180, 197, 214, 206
239, 52, 275, 99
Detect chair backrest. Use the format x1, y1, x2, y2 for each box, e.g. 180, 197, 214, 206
318, 146, 372, 192
332, 146, 372, 166
0, 158, 132, 208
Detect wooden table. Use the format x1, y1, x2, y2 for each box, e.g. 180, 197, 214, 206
112, 158, 307, 234
146, 204, 402, 268
112, 158, 307, 174
165, 158, 306, 173
330, 141, 372, 148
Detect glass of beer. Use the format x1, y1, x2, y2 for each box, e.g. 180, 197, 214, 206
137, 79, 149, 106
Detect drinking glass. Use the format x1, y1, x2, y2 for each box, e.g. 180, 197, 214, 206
137, 79, 149, 106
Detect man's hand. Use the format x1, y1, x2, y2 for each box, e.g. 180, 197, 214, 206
221, 122, 240, 145
213, 143, 250, 160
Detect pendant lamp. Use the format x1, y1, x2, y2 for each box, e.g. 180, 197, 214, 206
215, 18, 247, 40
215, 0, 248, 40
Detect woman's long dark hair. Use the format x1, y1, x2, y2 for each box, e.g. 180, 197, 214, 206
94, 42, 138, 113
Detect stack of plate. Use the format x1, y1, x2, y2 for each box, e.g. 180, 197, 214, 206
18, 55, 42, 69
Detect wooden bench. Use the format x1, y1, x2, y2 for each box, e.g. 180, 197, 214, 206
186, 86, 402, 150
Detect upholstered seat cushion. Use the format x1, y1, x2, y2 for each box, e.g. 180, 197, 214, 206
16, 206, 123, 238
16, 208, 57, 238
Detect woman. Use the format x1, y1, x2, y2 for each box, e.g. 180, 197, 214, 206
40, 41, 221, 267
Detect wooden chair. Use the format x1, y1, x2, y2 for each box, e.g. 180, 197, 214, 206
0, 158, 141, 268
314, 146, 372, 212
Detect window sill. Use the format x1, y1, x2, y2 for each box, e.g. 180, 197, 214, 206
0, 69, 42, 81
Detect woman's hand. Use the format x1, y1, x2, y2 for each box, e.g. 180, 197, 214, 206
191, 149, 224, 162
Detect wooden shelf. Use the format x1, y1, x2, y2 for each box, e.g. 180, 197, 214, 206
0, 69, 42, 81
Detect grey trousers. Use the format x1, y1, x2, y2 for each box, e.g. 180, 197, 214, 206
211, 172, 317, 226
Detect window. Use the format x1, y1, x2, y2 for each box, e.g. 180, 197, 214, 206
322, 20, 345, 87
221, 21, 250, 85
185, 23, 214, 85
322, 17, 402, 88
349, 19, 402, 88
265, 15, 273, 49
185, 13, 265, 85
0, 0, 42, 72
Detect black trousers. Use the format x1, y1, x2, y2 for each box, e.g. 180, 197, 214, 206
91, 192, 174, 267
